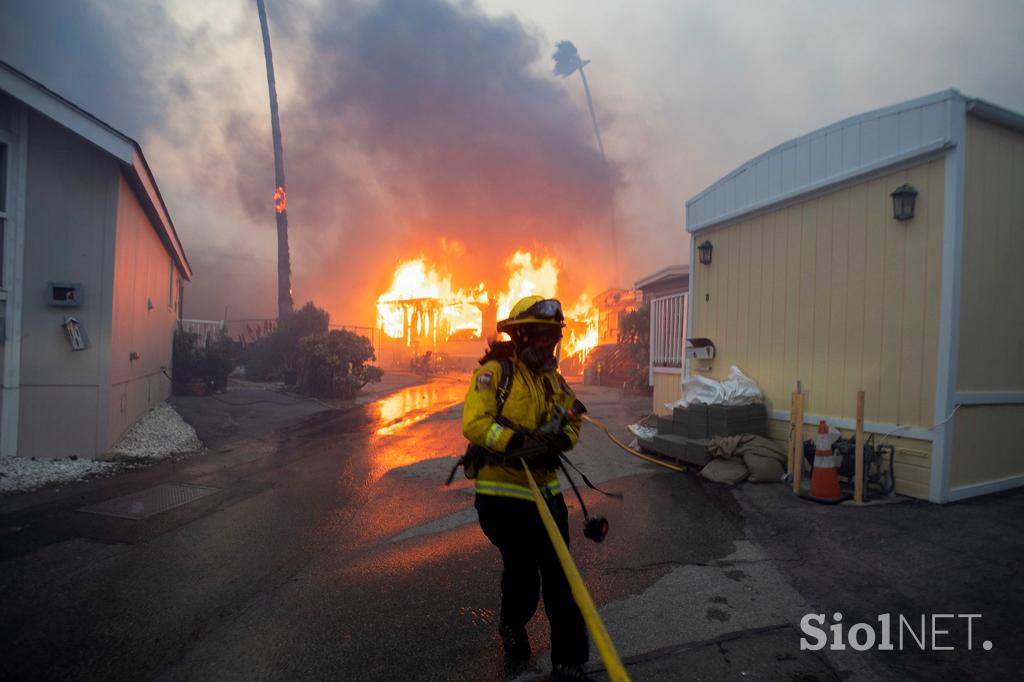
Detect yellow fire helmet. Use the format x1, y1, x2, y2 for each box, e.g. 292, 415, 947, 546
496, 295, 566, 332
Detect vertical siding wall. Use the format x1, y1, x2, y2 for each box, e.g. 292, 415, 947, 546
107, 175, 177, 449
950, 117, 1024, 490
652, 371, 682, 416
18, 114, 119, 458
690, 160, 946, 498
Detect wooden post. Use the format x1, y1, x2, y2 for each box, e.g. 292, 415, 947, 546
855, 390, 865, 503
792, 393, 805, 494
787, 392, 798, 478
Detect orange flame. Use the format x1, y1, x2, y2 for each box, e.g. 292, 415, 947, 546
376, 257, 488, 346
563, 293, 599, 362
375, 249, 601, 363
495, 251, 559, 321
274, 186, 287, 214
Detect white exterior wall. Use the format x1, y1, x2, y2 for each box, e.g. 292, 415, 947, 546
18, 112, 119, 458
107, 175, 177, 448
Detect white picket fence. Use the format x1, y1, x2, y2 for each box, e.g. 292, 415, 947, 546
178, 319, 225, 346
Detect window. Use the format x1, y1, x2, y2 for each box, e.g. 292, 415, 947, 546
650, 293, 687, 369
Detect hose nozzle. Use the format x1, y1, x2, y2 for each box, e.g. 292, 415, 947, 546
583, 515, 609, 543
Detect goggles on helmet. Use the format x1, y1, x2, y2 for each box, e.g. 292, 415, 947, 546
517, 298, 564, 324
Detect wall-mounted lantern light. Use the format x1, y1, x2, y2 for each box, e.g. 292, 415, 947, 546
698, 240, 713, 265
891, 184, 918, 221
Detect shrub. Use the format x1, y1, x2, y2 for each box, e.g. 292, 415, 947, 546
240, 301, 330, 383
297, 329, 384, 399
203, 331, 240, 390
242, 336, 281, 381
172, 328, 203, 389
173, 328, 240, 393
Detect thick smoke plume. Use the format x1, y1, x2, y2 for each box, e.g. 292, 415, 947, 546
271, 0, 621, 322
3, 0, 620, 324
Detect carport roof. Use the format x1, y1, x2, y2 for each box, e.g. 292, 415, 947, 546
0, 59, 192, 280
635, 264, 689, 291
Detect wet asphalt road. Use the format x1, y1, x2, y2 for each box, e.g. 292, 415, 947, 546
0, 375, 746, 681
4, 374, 1020, 681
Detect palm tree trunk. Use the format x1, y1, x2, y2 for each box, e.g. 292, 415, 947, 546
577, 66, 605, 159
578, 66, 618, 284
256, 0, 293, 321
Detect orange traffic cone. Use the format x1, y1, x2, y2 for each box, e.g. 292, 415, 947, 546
807, 420, 845, 502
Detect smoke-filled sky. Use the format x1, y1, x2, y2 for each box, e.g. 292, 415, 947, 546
2, 0, 1022, 325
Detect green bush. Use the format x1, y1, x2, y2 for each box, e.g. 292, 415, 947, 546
173, 328, 203, 388
240, 302, 330, 383
241, 336, 281, 381
173, 328, 240, 393
203, 331, 240, 390
297, 329, 384, 399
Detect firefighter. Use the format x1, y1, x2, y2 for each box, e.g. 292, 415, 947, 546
462, 295, 591, 682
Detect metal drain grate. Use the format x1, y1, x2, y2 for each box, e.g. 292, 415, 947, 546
78, 483, 221, 520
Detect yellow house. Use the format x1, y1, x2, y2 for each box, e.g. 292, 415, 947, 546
685, 90, 1023, 503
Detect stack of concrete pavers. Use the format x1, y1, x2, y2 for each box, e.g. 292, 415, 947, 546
708, 404, 769, 436
645, 403, 767, 467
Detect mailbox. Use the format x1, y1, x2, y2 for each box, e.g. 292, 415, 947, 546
62, 316, 90, 351
686, 337, 715, 361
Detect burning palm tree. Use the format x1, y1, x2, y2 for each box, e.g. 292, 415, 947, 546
553, 40, 618, 284
256, 0, 293, 320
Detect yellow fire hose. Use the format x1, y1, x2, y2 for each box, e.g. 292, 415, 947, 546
521, 462, 631, 682
582, 414, 686, 473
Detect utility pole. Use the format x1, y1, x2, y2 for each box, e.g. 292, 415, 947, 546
256, 0, 293, 320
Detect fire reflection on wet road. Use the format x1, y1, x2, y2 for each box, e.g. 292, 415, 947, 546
366, 375, 469, 483
0, 373, 715, 682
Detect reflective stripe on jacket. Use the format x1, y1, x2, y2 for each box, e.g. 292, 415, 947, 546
462, 356, 581, 500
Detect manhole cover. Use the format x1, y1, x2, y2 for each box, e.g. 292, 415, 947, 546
78, 483, 221, 520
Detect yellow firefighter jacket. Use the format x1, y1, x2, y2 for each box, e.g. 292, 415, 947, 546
462, 356, 581, 501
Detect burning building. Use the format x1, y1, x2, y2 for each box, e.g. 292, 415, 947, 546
375, 250, 600, 371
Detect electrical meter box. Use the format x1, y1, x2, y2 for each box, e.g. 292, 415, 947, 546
48, 283, 83, 307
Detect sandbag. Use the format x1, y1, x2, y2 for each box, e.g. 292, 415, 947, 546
743, 452, 785, 483
708, 434, 747, 459
706, 434, 787, 483
700, 457, 749, 485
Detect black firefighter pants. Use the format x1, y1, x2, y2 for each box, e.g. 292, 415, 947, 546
475, 493, 589, 666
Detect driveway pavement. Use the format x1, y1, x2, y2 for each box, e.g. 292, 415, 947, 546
0, 372, 1020, 680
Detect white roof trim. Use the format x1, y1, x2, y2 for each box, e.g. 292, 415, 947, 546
686, 89, 963, 234
966, 98, 1024, 134
634, 264, 689, 290
0, 61, 192, 279
0, 63, 135, 164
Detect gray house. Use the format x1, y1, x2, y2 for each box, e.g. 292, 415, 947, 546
0, 60, 192, 459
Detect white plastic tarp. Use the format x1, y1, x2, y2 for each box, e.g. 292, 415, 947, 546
670, 365, 763, 408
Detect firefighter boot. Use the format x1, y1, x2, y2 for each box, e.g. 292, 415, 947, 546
499, 622, 530, 660
550, 663, 595, 681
